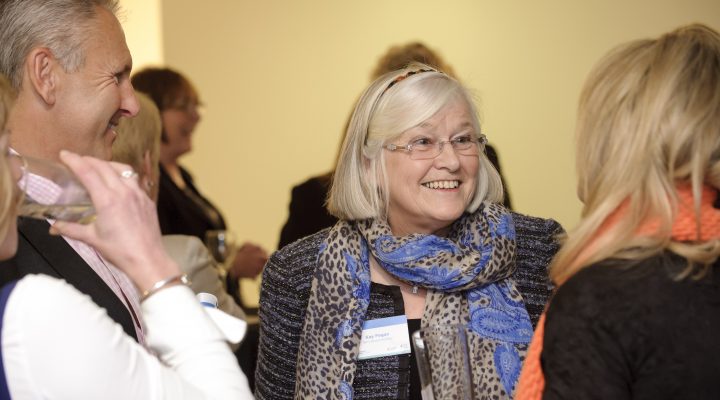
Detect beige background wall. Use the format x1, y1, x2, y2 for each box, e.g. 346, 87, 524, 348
119, 0, 164, 68
120, 0, 720, 305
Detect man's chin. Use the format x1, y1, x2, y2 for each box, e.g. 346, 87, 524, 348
100, 130, 118, 160
87, 144, 114, 161
100, 146, 113, 161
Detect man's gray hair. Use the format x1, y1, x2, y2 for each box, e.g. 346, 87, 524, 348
0, 0, 120, 89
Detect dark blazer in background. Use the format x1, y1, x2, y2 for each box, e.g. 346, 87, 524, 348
0, 217, 138, 341
484, 144, 513, 210
156, 164, 226, 241
278, 173, 337, 249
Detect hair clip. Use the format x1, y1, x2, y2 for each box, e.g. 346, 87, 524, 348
380, 69, 435, 97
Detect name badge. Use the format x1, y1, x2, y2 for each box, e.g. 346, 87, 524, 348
358, 315, 411, 360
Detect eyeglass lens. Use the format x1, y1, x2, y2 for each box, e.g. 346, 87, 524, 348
409, 140, 480, 160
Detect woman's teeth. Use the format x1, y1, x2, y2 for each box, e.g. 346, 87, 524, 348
423, 180, 459, 189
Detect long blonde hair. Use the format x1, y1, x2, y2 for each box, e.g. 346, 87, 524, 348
551, 24, 720, 284
0, 75, 17, 245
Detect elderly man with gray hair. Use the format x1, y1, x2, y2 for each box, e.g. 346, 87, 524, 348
0, 0, 143, 341
0, 0, 252, 397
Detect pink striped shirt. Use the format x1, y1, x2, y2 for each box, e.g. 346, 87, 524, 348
19, 155, 146, 345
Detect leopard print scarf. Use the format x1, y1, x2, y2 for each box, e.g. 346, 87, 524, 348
295, 203, 532, 399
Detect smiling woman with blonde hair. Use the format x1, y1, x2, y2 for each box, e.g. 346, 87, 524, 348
518, 23, 720, 400
256, 63, 563, 400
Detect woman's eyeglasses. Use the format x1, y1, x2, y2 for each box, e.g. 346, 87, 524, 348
383, 134, 487, 160
166, 99, 204, 115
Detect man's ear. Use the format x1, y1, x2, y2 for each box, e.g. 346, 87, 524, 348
25, 47, 58, 105
142, 149, 153, 179
141, 149, 160, 201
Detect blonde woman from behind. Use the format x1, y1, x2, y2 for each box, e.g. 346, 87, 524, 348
518, 23, 720, 400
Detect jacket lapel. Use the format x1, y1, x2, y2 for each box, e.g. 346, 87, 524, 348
15, 217, 139, 341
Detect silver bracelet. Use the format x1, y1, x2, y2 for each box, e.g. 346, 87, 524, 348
141, 274, 190, 302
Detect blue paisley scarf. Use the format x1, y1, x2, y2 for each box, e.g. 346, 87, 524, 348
295, 203, 533, 399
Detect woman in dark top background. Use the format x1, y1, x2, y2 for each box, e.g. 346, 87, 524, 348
131, 67, 268, 281
517, 24, 720, 400
157, 159, 226, 239
132, 68, 268, 391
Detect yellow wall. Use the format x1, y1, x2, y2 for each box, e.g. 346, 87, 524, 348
118, 0, 164, 69
123, 0, 720, 306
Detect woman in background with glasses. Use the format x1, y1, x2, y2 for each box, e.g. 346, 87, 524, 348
255, 62, 564, 400
131, 67, 268, 283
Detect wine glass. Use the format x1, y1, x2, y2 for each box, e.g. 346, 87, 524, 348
204, 230, 237, 271
17, 155, 96, 223
412, 324, 476, 400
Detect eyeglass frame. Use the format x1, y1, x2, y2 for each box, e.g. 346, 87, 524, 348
164, 98, 204, 115
383, 133, 488, 160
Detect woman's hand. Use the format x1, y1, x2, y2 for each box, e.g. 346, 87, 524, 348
50, 151, 180, 292
228, 242, 268, 279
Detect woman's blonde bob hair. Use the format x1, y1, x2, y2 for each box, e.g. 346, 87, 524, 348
551, 24, 720, 284
328, 62, 503, 221
111, 91, 162, 200
0, 75, 17, 247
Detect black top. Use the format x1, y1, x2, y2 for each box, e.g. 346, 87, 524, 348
362, 282, 421, 400
542, 252, 720, 400
156, 165, 247, 308
407, 319, 421, 400
0, 218, 138, 341
156, 164, 226, 240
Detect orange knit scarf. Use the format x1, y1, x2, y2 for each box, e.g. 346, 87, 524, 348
515, 184, 720, 399
608, 183, 720, 241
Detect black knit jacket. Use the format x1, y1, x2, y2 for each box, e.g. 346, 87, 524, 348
255, 212, 564, 400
